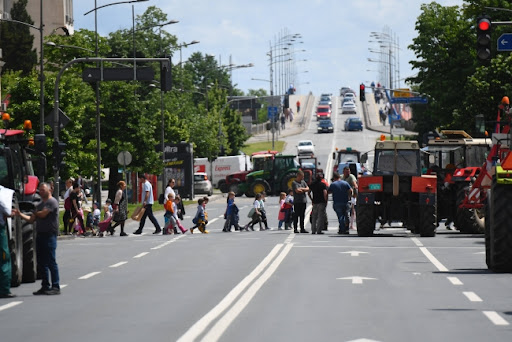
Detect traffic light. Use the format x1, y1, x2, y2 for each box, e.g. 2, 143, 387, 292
360, 84, 366, 102
476, 16, 492, 61
53, 141, 66, 169
160, 56, 172, 92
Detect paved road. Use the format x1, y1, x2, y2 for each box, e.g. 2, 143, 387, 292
1, 95, 511, 342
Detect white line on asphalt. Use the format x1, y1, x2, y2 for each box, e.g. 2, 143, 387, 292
177, 244, 284, 342
151, 235, 184, 250
200, 244, 294, 342
419, 247, 449, 272
133, 252, 149, 258
0, 301, 22, 312
463, 291, 483, 302
109, 261, 128, 268
474, 251, 485, 255
410, 237, 423, 247
447, 277, 463, 285
78, 272, 101, 280
60, 284, 68, 289
483, 311, 510, 326
209, 218, 219, 224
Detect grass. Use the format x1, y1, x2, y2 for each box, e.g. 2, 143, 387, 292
241, 141, 286, 155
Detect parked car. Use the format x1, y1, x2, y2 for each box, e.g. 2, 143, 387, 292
316, 105, 332, 120
194, 172, 213, 196
344, 117, 363, 131
317, 119, 334, 133
341, 101, 357, 115
297, 140, 315, 155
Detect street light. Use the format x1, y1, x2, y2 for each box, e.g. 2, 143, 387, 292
177, 40, 200, 89
84, 0, 148, 206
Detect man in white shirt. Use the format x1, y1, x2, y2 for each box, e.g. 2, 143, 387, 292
133, 174, 162, 235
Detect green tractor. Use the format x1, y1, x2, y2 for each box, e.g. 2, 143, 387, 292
239, 154, 300, 197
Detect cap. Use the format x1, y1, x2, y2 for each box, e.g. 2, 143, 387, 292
106, 198, 112, 203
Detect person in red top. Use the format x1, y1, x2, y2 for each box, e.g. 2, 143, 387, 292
296, 100, 301, 113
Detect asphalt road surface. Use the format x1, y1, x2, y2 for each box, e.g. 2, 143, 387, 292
1, 96, 511, 342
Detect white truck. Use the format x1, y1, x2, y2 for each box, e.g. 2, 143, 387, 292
194, 155, 252, 191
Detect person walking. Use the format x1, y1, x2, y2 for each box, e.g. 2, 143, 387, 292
292, 170, 309, 233
243, 193, 263, 231
224, 191, 241, 232
280, 114, 286, 130
164, 179, 178, 234
341, 166, 358, 230
133, 174, 162, 235
0, 185, 15, 298
70, 183, 85, 236
308, 172, 328, 234
62, 178, 74, 235
328, 172, 353, 235
191, 198, 209, 234
296, 100, 301, 113
109, 181, 128, 236
14, 183, 61, 295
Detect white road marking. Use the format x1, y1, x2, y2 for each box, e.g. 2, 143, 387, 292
337, 276, 377, 284
109, 261, 128, 268
200, 244, 294, 342
177, 244, 285, 342
447, 277, 463, 285
209, 218, 219, 224
60, 284, 68, 289
474, 251, 485, 255
410, 237, 423, 247
419, 247, 449, 272
413, 272, 421, 276
483, 311, 510, 326
78, 271, 101, 280
347, 339, 381, 342
133, 252, 149, 258
151, 235, 184, 250
463, 291, 483, 302
0, 301, 22, 312
340, 251, 368, 257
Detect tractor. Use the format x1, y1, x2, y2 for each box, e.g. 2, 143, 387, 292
332, 147, 361, 176
357, 140, 437, 237
225, 151, 278, 196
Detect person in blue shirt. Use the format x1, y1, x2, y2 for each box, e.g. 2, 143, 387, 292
328, 172, 353, 234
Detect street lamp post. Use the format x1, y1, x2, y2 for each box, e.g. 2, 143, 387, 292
177, 40, 200, 90
84, 0, 148, 206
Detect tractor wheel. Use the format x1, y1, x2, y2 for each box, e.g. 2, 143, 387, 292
218, 180, 228, 193
356, 203, 374, 237
489, 177, 512, 272
22, 221, 37, 283
455, 185, 483, 234
419, 205, 436, 237
10, 216, 23, 287
251, 180, 271, 195
245, 187, 254, 198
485, 191, 491, 269
281, 172, 297, 193
228, 184, 243, 197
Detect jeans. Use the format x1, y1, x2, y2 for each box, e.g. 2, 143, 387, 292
333, 202, 350, 233
139, 204, 161, 231
36, 233, 60, 289
311, 203, 327, 233
293, 203, 307, 231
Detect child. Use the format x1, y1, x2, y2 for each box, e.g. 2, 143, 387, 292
172, 197, 188, 234
224, 191, 241, 232
259, 192, 269, 230
164, 193, 177, 235
243, 193, 263, 231
277, 192, 287, 230
92, 202, 101, 234
191, 198, 209, 234
283, 188, 294, 230
175, 195, 185, 221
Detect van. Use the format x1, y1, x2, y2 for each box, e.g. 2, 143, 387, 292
194, 155, 252, 189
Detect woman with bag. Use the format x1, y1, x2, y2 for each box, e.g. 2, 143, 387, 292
243, 193, 263, 231
109, 181, 128, 236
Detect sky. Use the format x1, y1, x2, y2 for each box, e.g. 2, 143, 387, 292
73, 0, 464, 96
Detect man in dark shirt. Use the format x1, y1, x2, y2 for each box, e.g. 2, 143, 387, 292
308, 172, 328, 234
292, 170, 309, 233
14, 182, 61, 295
328, 172, 353, 234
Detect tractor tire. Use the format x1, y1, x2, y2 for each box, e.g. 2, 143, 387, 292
245, 187, 254, 198
22, 221, 37, 283
228, 184, 243, 197
218, 180, 228, 193
281, 172, 297, 193
489, 177, 512, 272
485, 191, 491, 269
455, 185, 483, 234
419, 205, 436, 237
10, 216, 23, 287
251, 180, 271, 195
356, 203, 374, 237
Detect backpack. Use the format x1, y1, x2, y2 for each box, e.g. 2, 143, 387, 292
64, 197, 71, 211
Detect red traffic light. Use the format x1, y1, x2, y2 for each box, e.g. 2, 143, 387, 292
360, 84, 365, 90
478, 18, 491, 31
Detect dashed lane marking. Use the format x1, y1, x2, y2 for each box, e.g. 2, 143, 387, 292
447, 277, 463, 285
151, 235, 184, 250
109, 261, 128, 268
78, 271, 101, 280
0, 301, 22, 312
483, 311, 510, 326
133, 252, 149, 258
410, 237, 423, 247
419, 247, 449, 272
463, 291, 483, 302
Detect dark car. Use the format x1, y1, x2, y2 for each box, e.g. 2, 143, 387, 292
317, 119, 334, 133
344, 117, 363, 131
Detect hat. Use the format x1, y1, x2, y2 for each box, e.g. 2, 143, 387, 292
106, 198, 112, 203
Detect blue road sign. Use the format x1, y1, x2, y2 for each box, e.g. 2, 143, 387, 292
267, 106, 278, 120
497, 33, 512, 52
390, 97, 428, 104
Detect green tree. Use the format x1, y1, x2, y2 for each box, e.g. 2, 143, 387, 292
0, 0, 37, 75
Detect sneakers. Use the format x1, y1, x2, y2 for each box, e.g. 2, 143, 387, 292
45, 287, 61, 295
120, 232, 128, 236
133, 230, 142, 235
33, 287, 50, 295
153, 229, 162, 234
300, 230, 309, 234
0, 293, 16, 298
190, 228, 194, 234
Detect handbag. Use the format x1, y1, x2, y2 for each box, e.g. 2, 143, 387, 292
131, 206, 146, 221
247, 207, 255, 218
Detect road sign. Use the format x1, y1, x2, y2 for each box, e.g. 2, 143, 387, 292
497, 33, 512, 52
82, 67, 155, 82
390, 96, 428, 104
267, 106, 278, 120
117, 151, 132, 166
392, 88, 411, 98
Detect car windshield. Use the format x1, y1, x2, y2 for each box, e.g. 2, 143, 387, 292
317, 107, 330, 113
338, 152, 360, 163
319, 121, 332, 126
374, 150, 420, 176
194, 174, 206, 182
350, 119, 361, 124
299, 141, 312, 146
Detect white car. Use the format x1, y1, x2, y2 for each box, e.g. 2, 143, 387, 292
341, 101, 357, 115
194, 172, 213, 196
344, 92, 355, 101
297, 140, 315, 156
